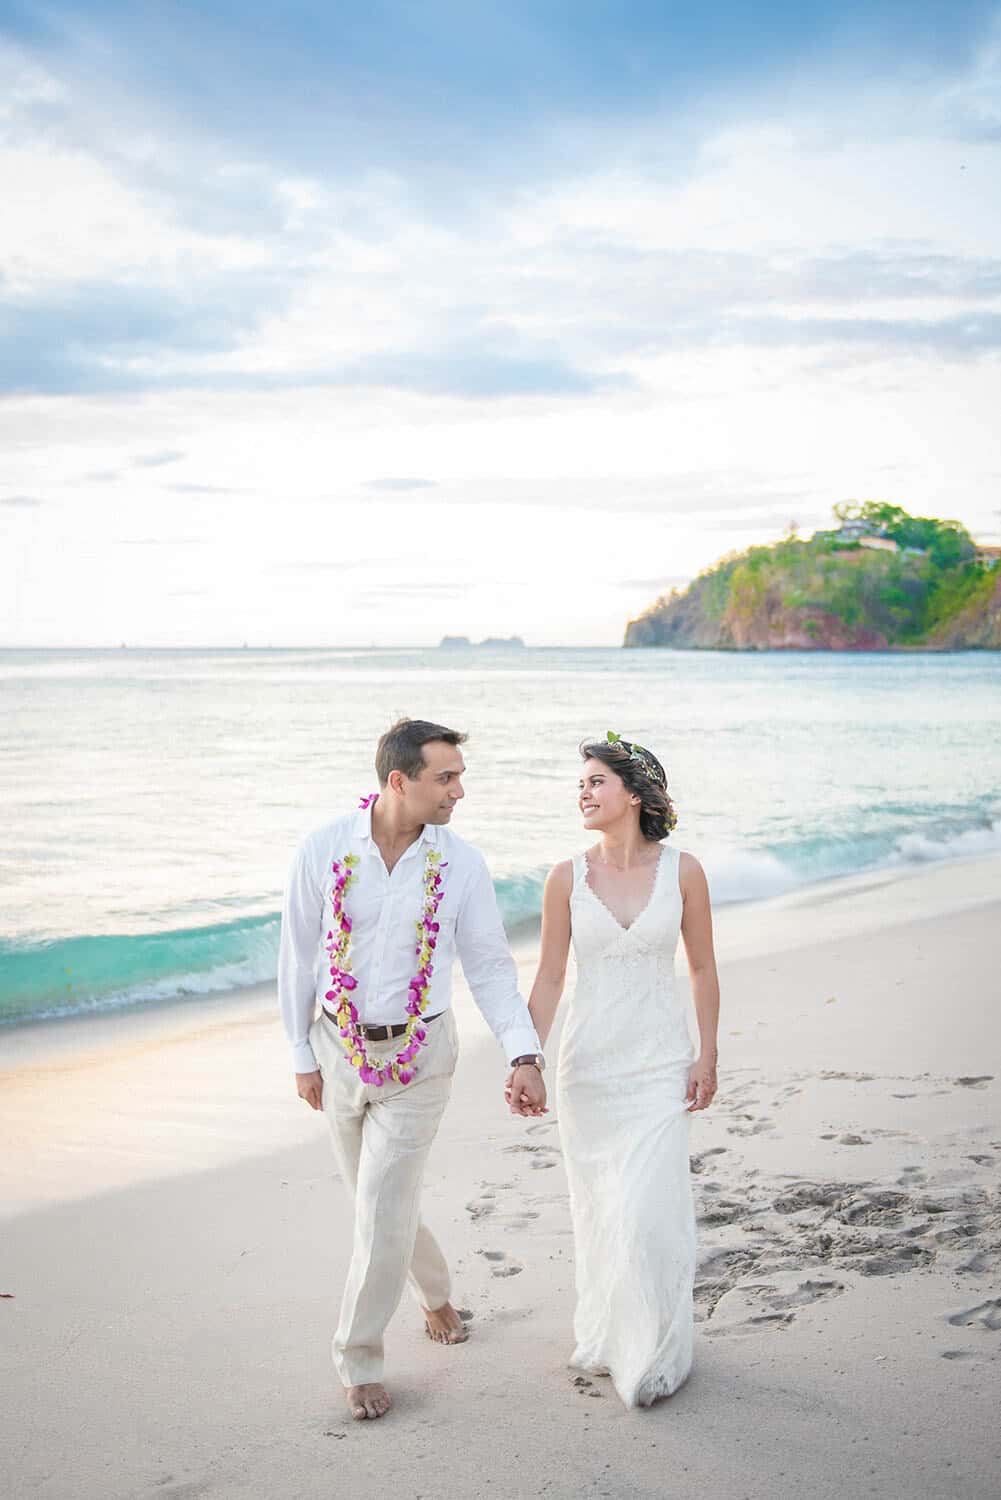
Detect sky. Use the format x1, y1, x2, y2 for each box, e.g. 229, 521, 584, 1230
2, 1, 1000, 646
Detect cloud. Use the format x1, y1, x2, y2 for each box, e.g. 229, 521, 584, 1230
0, 493, 44, 507
355, 582, 466, 600
616, 575, 691, 591
364, 478, 437, 492
79, 468, 119, 482
339, 347, 631, 399
418, 475, 816, 515
166, 482, 244, 495
268, 558, 380, 573
5, 1, 996, 202
728, 309, 1001, 358
0, 274, 289, 396
133, 449, 185, 468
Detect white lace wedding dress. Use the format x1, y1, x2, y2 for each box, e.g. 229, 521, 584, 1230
556, 844, 696, 1407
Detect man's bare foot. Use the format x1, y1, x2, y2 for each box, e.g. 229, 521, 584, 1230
423, 1301, 469, 1345
344, 1382, 391, 1420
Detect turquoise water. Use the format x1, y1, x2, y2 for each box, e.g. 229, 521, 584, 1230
2, 647, 999, 1024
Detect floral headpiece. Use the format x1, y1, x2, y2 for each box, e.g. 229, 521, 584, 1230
605, 729, 665, 787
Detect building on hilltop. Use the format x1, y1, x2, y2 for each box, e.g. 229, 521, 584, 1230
832, 518, 872, 544
859, 535, 899, 553
975, 543, 1001, 567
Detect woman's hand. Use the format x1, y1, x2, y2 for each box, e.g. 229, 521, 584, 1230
504, 1067, 548, 1117
685, 1054, 717, 1112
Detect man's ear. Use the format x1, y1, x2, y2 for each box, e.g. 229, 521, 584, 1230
387, 768, 408, 796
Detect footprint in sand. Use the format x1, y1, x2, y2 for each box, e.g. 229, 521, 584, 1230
897, 1166, 927, 1187
772, 1182, 850, 1214
946, 1298, 1001, 1331
697, 1197, 751, 1227
928, 1219, 986, 1247
761, 1278, 846, 1311
476, 1247, 525, 1277
694, 1246, 763, 1318
466, 1197, 496, 1221
957, 1251, 994, 1275
690, 1147, 728, 1174
955, 1076, 993, 1089
502, 1142, 561, 1158
500, 1212, 540, 1230
836, 1190, 910, 1226
857, 1242, 935, 1276
728, 1119, 776, 1137
707, 1310, 796, 1337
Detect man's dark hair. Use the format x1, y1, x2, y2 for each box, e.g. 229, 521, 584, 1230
375, 718, 468, 786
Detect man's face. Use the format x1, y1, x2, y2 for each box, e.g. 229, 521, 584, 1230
401, 740, 466, 824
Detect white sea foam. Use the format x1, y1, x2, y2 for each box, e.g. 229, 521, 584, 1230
14, 952, 279, 1025
893, 819, 1001, 865
700, 849, 801, 905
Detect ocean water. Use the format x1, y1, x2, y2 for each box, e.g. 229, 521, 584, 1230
2, 646, 999, 1026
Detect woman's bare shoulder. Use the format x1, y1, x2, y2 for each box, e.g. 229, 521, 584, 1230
677, 848, 708, 892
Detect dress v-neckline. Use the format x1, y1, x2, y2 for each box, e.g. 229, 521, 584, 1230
582, 846, 665, 934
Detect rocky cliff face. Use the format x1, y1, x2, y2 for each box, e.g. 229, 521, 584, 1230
624, 543, 1001, 651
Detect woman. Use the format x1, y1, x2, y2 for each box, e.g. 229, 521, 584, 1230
512, 731, 720, 1408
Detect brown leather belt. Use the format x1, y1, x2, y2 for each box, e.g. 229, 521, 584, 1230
322, 1008, 442, 1042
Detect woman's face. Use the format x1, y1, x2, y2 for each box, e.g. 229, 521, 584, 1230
578, 757, 637, 832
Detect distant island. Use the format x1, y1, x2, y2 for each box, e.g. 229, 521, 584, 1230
438, 635, 526, 649
624, 503, 1001, 651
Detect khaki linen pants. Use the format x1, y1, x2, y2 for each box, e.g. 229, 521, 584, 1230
310, 1008, 458, 1387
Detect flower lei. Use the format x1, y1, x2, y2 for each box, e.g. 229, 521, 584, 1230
324, 794, 447, 1087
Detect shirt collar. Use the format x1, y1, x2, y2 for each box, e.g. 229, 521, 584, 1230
352, 798, 441, 851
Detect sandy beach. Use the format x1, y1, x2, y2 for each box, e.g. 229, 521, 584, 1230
3, 853, 1000, 1500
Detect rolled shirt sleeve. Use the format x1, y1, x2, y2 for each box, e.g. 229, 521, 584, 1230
278, 836, 324, 1073
454, 851, 542, 1064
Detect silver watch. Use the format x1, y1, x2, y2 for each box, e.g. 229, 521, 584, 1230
510, 1052, 546, 1072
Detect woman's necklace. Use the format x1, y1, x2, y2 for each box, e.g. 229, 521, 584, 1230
324, 794, 447, 1087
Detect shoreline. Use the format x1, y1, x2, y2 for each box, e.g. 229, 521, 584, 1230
3, 848, 1000, 1209
5, 843, 1001, 1048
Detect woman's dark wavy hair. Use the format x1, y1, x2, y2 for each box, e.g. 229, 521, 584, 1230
578, 736, 677, 843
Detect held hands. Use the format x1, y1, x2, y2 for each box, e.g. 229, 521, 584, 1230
296, 1069, 324, 1110
685, 1054, 718, 1112
504, 1065, 548, 1118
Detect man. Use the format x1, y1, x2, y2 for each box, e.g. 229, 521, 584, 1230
279, 717, 547, 1422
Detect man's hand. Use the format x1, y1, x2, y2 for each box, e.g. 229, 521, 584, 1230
505, 1064, 547, 1118
296, 1069, 324, 1110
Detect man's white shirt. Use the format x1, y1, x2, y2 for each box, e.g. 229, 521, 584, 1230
279, 803, 541, 1073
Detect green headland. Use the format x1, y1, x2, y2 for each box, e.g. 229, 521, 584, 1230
624, 502, 1001, 651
